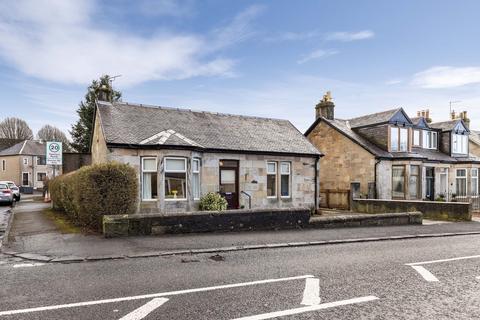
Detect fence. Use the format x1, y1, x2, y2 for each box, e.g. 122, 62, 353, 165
439, 192, 480, 211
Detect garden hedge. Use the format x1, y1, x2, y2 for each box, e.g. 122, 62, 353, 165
49, 162, 138, 231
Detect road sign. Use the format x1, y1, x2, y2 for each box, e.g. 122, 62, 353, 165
46, 142, 62, 165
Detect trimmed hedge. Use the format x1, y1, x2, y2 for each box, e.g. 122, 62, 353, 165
199, 192, 228, 211
49, 162, 138, 231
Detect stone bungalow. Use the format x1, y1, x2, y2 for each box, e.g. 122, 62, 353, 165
305, 92, 480, 207
91, 100, 322, 214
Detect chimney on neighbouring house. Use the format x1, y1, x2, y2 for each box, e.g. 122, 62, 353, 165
460, 111, 470, 128
417, 109, 432, 123
315, 91, 335, 120
96, 84, 111, 102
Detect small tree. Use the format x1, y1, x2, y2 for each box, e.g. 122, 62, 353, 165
70, 75, 121, 153
37, 125, 72, 152
0, 117, 33, 140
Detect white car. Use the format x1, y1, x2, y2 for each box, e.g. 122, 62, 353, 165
0, 183, 14, 205
0, 181, 20, 201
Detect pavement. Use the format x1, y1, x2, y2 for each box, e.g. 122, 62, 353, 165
1, 234, 480, 319
3, 200, 480, 264
0, 204, 12, 245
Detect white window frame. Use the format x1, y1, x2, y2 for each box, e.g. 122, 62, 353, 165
399, 128, 408, 152
192, 158, 201, 200
1, 159, 5, 171
456, 168, 468, 196
23, 158, 28, 165
390, 126, 409, 152
413, 130, 421, 147
453, 134, 468, 154
141, 157, 158, 201
36, 172, 47, 183
266, 161, 277, 198
472, 168, 479, 197
164, 157, 188, 201
422, 130, 438, 149
280, 162, 291, 198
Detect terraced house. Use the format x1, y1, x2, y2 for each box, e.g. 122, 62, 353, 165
91, 100, 322, 214
306, 92, 480, 208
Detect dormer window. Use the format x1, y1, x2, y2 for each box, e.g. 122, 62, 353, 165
423, 131, 438, 149
452, 134, 468, 154
390, 126, 408, 152
413, 130, 421, 147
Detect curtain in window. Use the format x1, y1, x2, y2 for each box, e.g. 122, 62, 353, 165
392, 166, 405, 198
143, 173, 152, 199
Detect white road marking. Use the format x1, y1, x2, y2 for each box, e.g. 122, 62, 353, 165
12, 263, 45, 268
410, 266, 439, 282
231, 296, 379, 320
301, 278, 321, 306
118, 298, 168, 320
406, 254, 480, 266
0, 274, 314, 316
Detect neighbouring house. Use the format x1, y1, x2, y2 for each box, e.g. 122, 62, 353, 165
305, 92, 480, 208
0, 140, 62, 189
91, 100, 322, 214
0, 139, 23, 152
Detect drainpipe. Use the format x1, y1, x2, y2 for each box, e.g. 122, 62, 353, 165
374, 158, 381, 199
314, 156, 319, 211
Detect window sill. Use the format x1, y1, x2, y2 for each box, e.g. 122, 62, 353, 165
141, 199, 158, 202
165, 198, 188, 202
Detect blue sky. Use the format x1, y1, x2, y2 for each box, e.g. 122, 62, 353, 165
1, 0, 480, 137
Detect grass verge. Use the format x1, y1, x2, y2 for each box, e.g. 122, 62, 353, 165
43, 208, 84, 234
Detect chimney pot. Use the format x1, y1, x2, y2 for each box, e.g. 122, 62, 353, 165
315, 91, 335, 120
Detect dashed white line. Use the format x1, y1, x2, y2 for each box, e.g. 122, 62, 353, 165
12, 263, 45, 268
0, 274, 314, 316
118, 298, 168, 320
230, 296, 380, 320
410, 266, 439, 282
301, 278, 321, 306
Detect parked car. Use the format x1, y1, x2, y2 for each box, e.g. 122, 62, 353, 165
0, 183, 14, 205
0, 181, 20, 201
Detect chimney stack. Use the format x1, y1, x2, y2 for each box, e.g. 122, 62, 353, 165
315, 91, 335, 120
417, 109, 432, 123
97, 84, 111, 102
460, 111, 470, 128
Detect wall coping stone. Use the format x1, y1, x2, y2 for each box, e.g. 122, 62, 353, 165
353, 198, 470, 205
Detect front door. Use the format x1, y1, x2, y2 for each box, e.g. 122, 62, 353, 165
426, 167, 435, 201
439, 168, 448, 200
219, 160, 239, 209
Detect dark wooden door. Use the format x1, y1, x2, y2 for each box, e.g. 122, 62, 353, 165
426, 167, 435, 201
219, 160, 239, 209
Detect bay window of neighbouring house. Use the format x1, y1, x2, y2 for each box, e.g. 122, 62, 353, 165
409, 165, 420, 199
390, 127, 408, 152
413, 130, 421, 147
280, 162, 291, 198
392, 165, 406, 198
267, 162, 277, 198
423, 131, 438, 149
452, 134, 468, 154
472, 169, 478, 196
192, 158, 201, 200
456, 169, 467, 196
142, 158, 158, 200
165, 158, 187, 200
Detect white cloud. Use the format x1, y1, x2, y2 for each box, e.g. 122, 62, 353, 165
137, 0, 195, 17
0, 0, 261, 86
265, 30, 320, 42
412, 66, 480, 88
297, 49, 338, 64
386, 79, 403, 85
325, 30, 374, 42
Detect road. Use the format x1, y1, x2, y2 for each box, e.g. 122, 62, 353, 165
1, 234, 480, 319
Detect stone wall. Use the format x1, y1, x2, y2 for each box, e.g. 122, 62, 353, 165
307, 120, 375, 197
470, 141, 480, 158
352, 198, 472, 221
91, 111, 108, 164
439, 131, 451, 155
103, 207, 311, 237
356, 124, 390, 151
106, 147, 319, 214
63, 153, 92, 174
0, 156, 20, 185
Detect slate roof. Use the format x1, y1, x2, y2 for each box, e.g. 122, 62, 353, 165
0, 140, 47, 156
430, 120, 460, 132
348, 108, 401, 128
96, 101, 321, 156
0, 139, 23, 152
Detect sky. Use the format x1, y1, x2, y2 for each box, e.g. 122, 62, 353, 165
1, 0, 480, 138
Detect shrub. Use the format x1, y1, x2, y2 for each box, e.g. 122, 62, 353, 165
199, 192, 228, 211
49, 162, 138, 231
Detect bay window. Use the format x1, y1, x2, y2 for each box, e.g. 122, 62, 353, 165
390, 127, 408, 152
456, 169, 467, 196
192, 158, 201, 200
392, 165, 406, 198
423, 131, 438, 149
280, 162, 291, 197
142, 157, 158, 200
165, 158, 187, 200
453, 134, 468, 154
267, 162, 277, 198
472, 168, 478, 196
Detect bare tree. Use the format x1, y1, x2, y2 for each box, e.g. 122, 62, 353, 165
0, 117, 34, 140
37, 125, 72, 151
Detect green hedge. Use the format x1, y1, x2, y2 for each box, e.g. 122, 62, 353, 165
199, 192, 228, 211
49, 162, 138, 231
